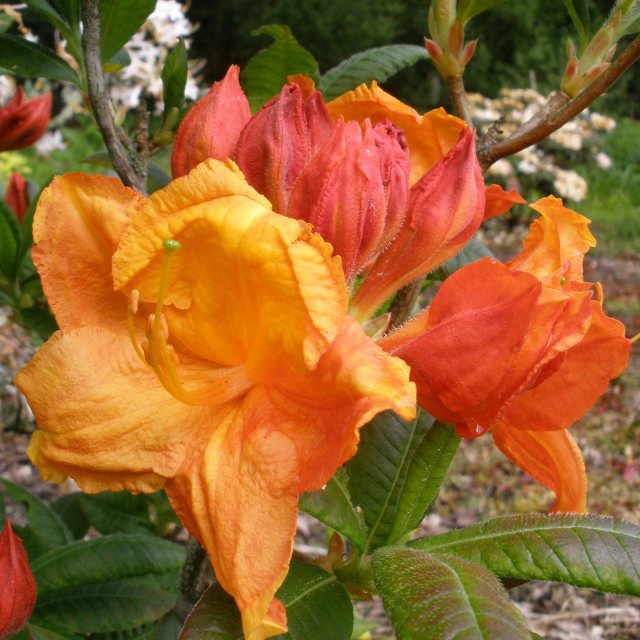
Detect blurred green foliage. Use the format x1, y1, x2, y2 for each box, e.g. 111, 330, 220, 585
186, 0, 640, 115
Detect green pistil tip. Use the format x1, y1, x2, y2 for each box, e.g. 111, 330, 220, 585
560, 275, 566, 285
163, 239, 181, 252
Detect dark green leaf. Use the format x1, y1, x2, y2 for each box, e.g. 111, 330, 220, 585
147, 162, 172, 194
274, 561, 353, 640
431, 238, 494, 280
0, 12, 14, 34
20, 305, 58, 341
0, 200, 20, 279
564, 0, 591, 47
347, 410, 458, 554
299, 467, 366, 552
243, 24, 319, 112
50, 0, 80, 28
51, 493, 90, 540
179, 581, 242, 639
99, 0, 156, 63
410, 514, 640, 596
318, 45, 429, 102
24, 624, 81, 639
161, 40, 188, 118
373, 547, 530, 639
618, 0, 640, 35
457, 0, 511, 23
80, 491, 154, 535
0, 35, 79, 84
25, 0, 78, 59
103, 47, 131, 73
1, 478, 73, 557
30, 534, 185, 633
18, 180, 49, 269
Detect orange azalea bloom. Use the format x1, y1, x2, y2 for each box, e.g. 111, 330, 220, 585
381, 196, 630, 512
16, 159, 415, 640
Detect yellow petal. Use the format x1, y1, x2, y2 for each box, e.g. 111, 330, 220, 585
492, 424, 587, 513
15, 327, 215, 493
113, 158, 347, 373
507, 195, 596, 285
327, 82, 465, 183
33, 173, 143, 330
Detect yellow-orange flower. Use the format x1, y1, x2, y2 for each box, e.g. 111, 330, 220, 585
16, 159, 415, 639
381, 196, 630, 512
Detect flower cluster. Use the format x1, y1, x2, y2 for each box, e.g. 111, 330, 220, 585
468, 88, 616, 202
16, 70, 630, 640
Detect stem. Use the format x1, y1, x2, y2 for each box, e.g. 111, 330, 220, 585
174, 537, 208, 618
446, 75, 473, 126
478, 35, 640, 172
388, 276, 423, 329
80, 0, 147, 194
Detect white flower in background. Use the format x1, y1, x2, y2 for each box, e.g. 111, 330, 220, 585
550, 123, 583, 150
595, 151, 613, 170
34, 130, 66, 156
0, 75, 16, 103
517, 158, 538, 175
589, 112, 617, 132
487, 158, 513, 177
554, 168, 588, 202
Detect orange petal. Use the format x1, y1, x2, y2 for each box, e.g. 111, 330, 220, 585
171, 65, 251, 178
498, 300, 631, 431
507, 195, 596, 284
351, 127, 484, 321
113, 158, 347, 374
327, 82, 465, 183
32, 173, 143, 331
492, 424, 587, 513
15, 327, 215, 493
484, 183, 525, 220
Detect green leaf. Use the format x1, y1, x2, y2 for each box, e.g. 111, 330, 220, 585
347, 410, 459, 555
243, 24, 319, 112
181, 562, 353, 640
161, 40, 188, 118
410, 513, 640, 596
20, 305, 58, 341
274, 561, 353, 640
457, 0, 511, 23
51, 493, 90, 540
99, 0, 156, 63
50, 0, 80, 28
30, 534, 185, 633
299, 467, 366, 552
1, 478, 73, 557
25, 0, 81, 62
24, 624, 81, 639
318, 44, 429, 102
0, 12, 14, 34
431, 238, 494, 280
103, 47, 132, 73
147, 163, 172, 194
617, 0, 640, 35
373, 547, 531, 640
179, 582, 242, 639
0, 200, 20, 280
565, 0, 591, 48
0, 35, 79, 84
80, 491, 154, 535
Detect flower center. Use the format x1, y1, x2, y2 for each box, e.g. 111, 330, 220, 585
127, 239, 252, 407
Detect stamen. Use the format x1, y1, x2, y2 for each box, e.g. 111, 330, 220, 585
127, 289, 147, 365
631, 332, 640, 345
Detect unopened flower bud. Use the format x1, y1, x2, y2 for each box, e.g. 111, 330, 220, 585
0, 88, 51, 152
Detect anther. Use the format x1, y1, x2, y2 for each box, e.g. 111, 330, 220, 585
129, 289, 140, 314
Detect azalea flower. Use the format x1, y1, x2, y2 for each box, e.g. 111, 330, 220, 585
381, 196, 630, 512
172, 68, 486, 319
16, 159, 415, 640
0, 87, 51, 152
0, 519, 37, 639
4, 173, 29, 223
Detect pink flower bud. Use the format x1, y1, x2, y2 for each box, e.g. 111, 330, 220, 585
235, 81, 333, 214
4, 173, 29, 223
0, 88, 51, 152
171, 66, 251, 178
0, 520, 37, 639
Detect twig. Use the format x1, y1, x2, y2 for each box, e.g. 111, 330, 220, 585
80, 0, 147, 194
446, 75, 473, 126
478, 34, 640, 172
388, 277, 423, 329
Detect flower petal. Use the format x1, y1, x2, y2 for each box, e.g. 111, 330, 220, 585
492, 424, 587, 513
33, 173, 144, 331
507, 196, 596, 284
15, 327, 215, 493
327, 82, 465, 183
498, 301, 631, 431
171, 65, 251, 178
113, 158, 347, 373
484, 183, 525, 220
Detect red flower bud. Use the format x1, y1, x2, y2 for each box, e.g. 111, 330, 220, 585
235, 81, 333, 214
171, 66, 251, 178
0, 520, 37, 638
4, 173, 29, 223
0, 88, 51, 152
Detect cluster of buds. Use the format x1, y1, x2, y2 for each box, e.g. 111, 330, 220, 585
424, 0, 478, 78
